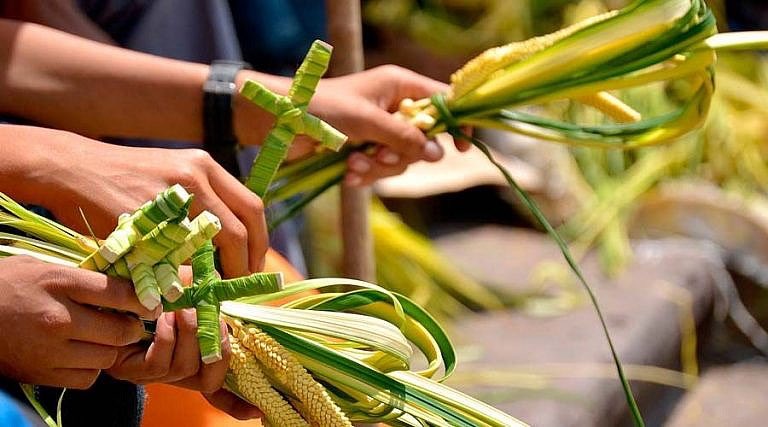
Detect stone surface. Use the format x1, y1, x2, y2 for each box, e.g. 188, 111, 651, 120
666, 363, 768, 427
434, 226, 722, 427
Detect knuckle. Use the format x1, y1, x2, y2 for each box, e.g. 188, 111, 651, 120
175, 163, 197, 188
40, 306, 71, 335
379, 64, 402, 77
185, 148, 214, 167
38, 264, 74, 290
199, 368, 225, 393
245, 195, 265, 216
113, 319, 143, 346
220, 221, 247, 247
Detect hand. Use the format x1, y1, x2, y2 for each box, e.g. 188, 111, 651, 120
234, 65, 470, 187
203, 389, 265, 420
310, 65, 471, 186
107, 310, 228, 391
0, 256, 155, 389
18, 127, 267, 278
107, 310, 263, 419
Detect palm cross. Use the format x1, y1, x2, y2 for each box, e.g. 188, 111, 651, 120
242, 40, 347, 198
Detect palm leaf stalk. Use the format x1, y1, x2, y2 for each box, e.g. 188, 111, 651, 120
0, 191, 525, 426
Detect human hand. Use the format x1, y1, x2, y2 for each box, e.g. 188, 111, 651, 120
107, 310, 264, 420
21, 127, 267, 278
107, 310, 228, 391
234, 65, 470, 187
309, 65, 471, 186
0, 256, 155, 389
203, 388, 265, 420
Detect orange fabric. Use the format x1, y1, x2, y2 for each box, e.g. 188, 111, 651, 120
142, 384, 263, 427
263, 248, 304, 283
142, 248, 305, 427
261, 247, 318, 306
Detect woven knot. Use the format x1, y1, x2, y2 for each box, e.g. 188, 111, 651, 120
431, 93, 459, 133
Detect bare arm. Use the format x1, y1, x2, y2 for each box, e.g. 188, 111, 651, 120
0, 19, 288, 146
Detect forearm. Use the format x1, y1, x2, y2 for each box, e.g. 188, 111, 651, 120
0, 19, 290, 145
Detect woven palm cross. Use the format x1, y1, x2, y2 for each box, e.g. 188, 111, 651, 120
242, 40, 348, 198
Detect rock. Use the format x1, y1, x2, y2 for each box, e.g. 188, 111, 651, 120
434, 226, 721, 427
666, 363, 768, 427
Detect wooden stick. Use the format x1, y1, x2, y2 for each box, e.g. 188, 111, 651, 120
325, 0, 375, 281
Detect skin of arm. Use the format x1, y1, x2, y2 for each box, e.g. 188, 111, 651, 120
0, 18, 468, 186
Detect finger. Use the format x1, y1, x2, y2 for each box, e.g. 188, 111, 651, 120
107, 312, 176, 382
106, 344, 145, 379
190, 181, 250, 278
390, 67, 448, 107
49, 369, 102, 390
68, 305, 145, 346
455, 139, 472, 152
455, 127, 473, 152
206, 162, 269, 272
362, 107, 444, 163
203, 389, 264, 420
178, 265, 194, 285
173, 318, 230, 393
346, 150, 409, 186
60, 342, 118, 370
164, 309, 200, 382
347, 152, 372, 176
354, 105, 428, 162
62, 268, 156, 319
375, 147, 402, 166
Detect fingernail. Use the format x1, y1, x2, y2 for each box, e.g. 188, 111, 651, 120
380, 151, 400, 165
423, 140, 443, 161
346, 174, 363, 187
349, 157, 371, 173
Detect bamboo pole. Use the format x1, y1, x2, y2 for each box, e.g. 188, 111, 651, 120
325, 0, 375, 281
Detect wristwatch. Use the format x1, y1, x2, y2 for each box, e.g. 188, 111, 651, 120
203, 60, 251, 177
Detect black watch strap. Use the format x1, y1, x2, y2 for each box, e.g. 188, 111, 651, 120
203, 60, 251, 177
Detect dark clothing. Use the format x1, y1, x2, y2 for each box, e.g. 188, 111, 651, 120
726, 0, 768, 31
0, 374, 143, 427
